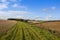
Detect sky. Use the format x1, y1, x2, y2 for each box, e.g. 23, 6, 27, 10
0, 0, 60, 20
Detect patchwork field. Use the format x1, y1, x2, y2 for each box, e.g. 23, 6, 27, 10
0, 21, 60, 40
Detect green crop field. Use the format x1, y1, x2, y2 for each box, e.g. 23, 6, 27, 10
0, 21, 60, 40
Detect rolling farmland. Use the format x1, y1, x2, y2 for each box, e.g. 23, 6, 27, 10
0, 21, 60, 40
34, 21, 60, 32
0, 20, 17, 37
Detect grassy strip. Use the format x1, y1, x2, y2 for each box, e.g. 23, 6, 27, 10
21, 22, 42, 40
20, 22, 33, 40
21, 22, 60, 40
31, 26, 60, 40
14, 22, 23, 40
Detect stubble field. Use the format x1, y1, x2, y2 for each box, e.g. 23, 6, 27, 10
0, 20, 17, 36
35, 21, 60, 32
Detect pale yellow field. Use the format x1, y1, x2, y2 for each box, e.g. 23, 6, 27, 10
35, 21, 60, 32
0, 20, 17, 36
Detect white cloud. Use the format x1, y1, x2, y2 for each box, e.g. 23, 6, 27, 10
0, 11, 7, 19
8, 11, 30, 14
51, 6, 56, 10
16, 16, 23, 19
42, 6, 56, 14
43, 6, 56, 12
19, 5, 27, 9
12, 4, 27, 10
0, 11, 5, 14
0, 11, 31, 15
0, 11, 31, 19
45, 15, 53, 20
1, 0, 7, 2
34, 16, 42, 20
42, 8, 51, 14
0, 0, 9, 10
0, 0, 26, 10
45, 16, 49, 20
13, 4, 18, 7
0, 3, 8, 9
42, 8, 47, 12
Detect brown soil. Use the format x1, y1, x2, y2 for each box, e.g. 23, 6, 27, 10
0, 20, 17, 35
35, 21, 60, 32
